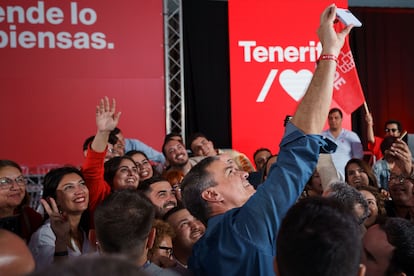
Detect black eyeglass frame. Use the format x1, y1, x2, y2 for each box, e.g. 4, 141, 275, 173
384, 128, 398, 133
158, 246, 173, 257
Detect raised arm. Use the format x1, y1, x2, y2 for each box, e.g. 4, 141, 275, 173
391, 139, 413, 176
290, 4, 353, 134
365, 112, 375, 144
40, 198, 70, 261
82, 97, 121, 213
126, 138, 166, 164
91, 97, 121, 152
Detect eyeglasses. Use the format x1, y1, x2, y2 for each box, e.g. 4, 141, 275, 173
0, 176, 27, 190
57, 181, 88, 193
158, 246, 173, 258
171, 184, 181, 193
389, 174, 414, 184
385, 128, 398, 133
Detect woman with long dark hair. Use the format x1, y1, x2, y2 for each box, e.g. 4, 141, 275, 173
345, 158, 378, 188
29, 166, 93, 270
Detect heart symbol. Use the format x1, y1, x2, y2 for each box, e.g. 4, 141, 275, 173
279, 69, 313, 101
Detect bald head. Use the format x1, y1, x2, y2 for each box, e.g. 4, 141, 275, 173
0, 230, 35, 276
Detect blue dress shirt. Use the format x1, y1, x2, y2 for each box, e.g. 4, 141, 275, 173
188, 124, 330, 275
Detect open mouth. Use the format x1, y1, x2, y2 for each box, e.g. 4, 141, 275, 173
243, 181, 252, 188
74, 196, 86, 203
140, 170, 149, 177
176, 154, 185, 160
164, 202, 177, 210
191, 229, 204, 239
126, 177, 137, 184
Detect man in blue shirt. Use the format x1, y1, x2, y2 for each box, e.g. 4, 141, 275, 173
112, 127, 166, 165
180, 4, 354, 275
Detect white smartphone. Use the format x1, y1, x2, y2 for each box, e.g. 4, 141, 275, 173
336, 8, 362, 27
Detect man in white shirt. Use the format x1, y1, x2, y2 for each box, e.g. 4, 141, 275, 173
321, 108, 363, 178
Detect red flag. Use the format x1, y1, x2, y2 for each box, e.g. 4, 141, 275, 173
332, 30, 365, 113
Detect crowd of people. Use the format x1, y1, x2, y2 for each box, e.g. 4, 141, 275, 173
0, 4, 413, 276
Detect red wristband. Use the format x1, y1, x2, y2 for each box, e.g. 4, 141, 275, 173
317, 54, 337, 64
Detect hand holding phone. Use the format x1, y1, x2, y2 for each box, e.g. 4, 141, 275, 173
336, 8, 362, 27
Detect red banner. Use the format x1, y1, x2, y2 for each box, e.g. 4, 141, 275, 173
229, 0, 356, 161
333, 28, 365, 113
0, 1, 165, 168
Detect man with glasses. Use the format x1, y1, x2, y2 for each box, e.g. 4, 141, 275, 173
372, 136, 413, 191
365, 112, 406, 160
385, 162, 414, 221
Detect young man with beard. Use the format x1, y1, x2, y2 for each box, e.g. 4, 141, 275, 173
138, 176, 178, 218
164, 207, 206, 272
162, 136, 204, 176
